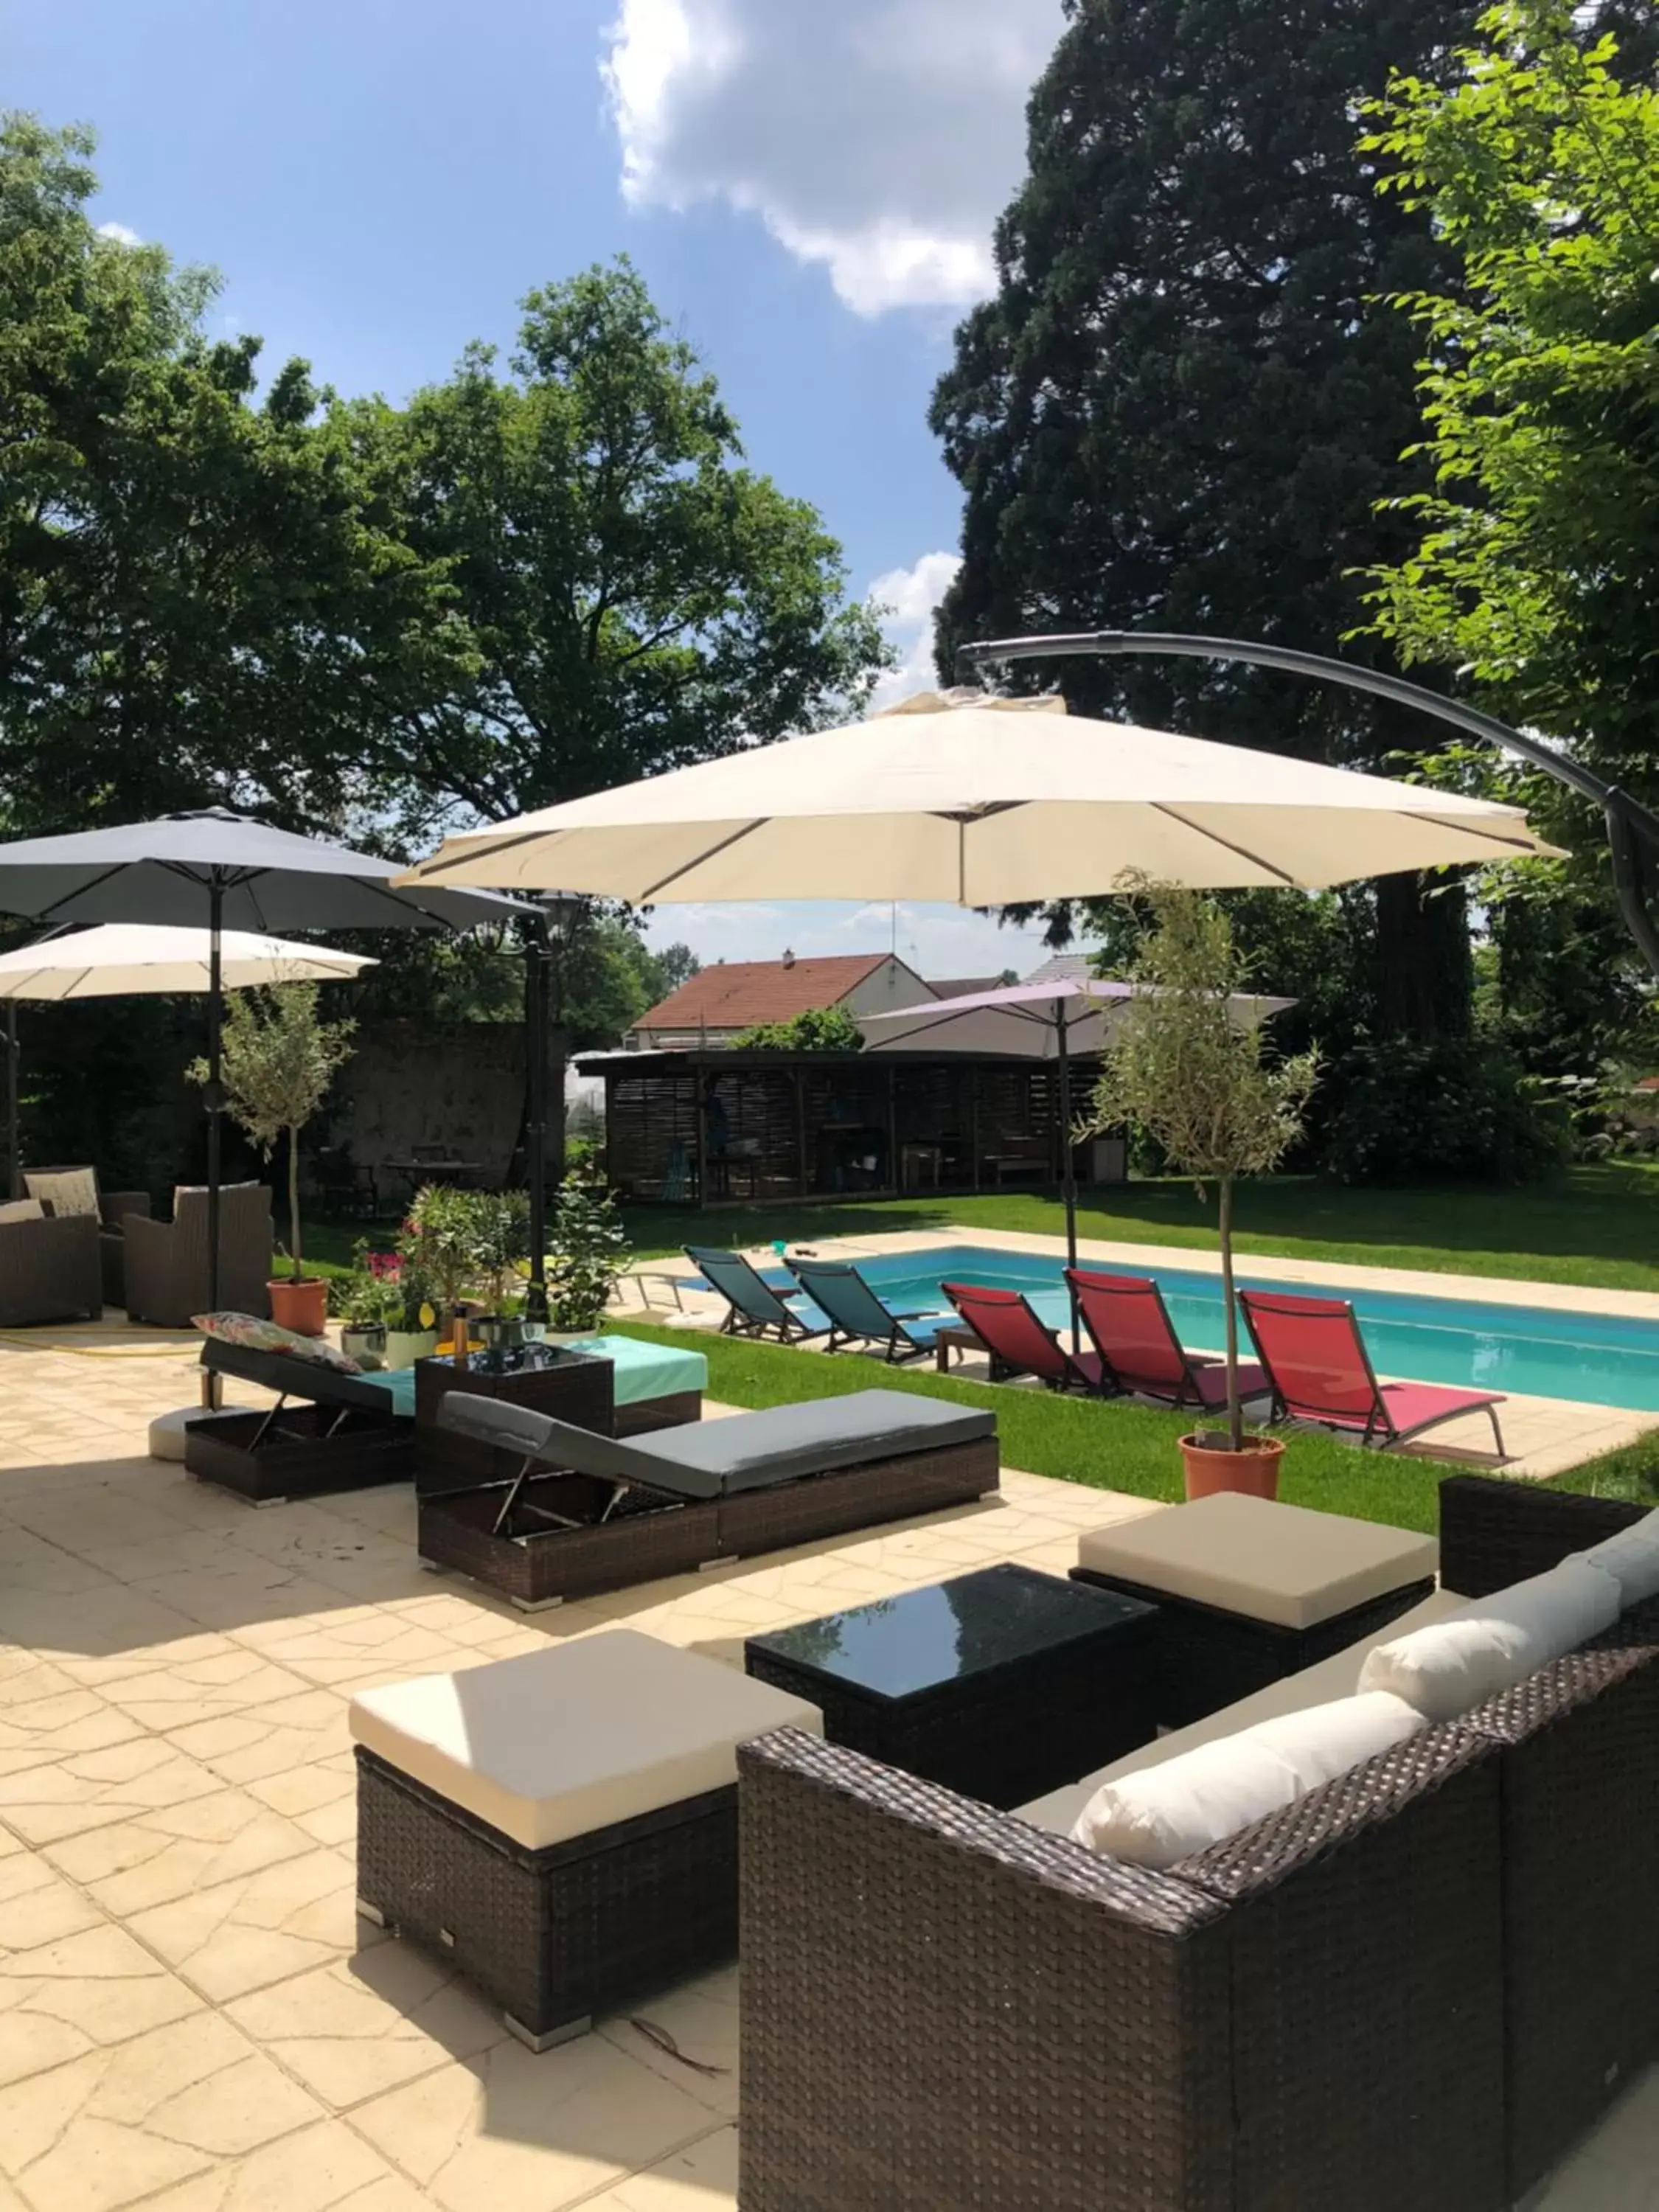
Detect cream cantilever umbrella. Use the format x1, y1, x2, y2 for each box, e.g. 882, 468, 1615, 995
394, 689, 1561, 904
1, 924, 375, 1200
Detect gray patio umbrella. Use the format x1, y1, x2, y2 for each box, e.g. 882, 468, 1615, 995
860, 977, 1295, 1293
0, 811, 512, 1319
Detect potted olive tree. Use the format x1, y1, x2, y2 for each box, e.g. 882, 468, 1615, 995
1083, 882, 1317, 1499
198, 984, 356, 1337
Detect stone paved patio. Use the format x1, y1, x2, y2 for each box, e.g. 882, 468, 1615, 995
1, 1330, 1657, 2209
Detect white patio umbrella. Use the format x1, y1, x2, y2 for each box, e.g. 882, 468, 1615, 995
1, 924, 375, 1200
394, 689, 1560, 905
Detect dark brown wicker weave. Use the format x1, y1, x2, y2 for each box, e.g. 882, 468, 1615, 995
97, 1189, 150, 1309
737, 1722, 1504, 2212
417, 1434, 999, 1610
0, 1210, 101, 1326
355, 1747, 738, 2048
616, 1385, 701, 1436
1439, 1470, 1645, 1596
123, 1181, 273, 1326
1070, 1563, 1436, 1726
186, 1405, 415, 1503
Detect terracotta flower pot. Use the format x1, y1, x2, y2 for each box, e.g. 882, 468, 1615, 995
1178, 1430, 1284, 1502
268, 1276, 329, 1338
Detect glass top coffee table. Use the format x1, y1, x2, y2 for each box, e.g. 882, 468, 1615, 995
744, 1562, 1158, 1809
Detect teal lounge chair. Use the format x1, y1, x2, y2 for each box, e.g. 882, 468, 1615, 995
686, 1246, 831, 1343
787, 1257, 953, 1363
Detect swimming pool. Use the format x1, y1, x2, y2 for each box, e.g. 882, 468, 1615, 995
776, 1243, 1659, 1413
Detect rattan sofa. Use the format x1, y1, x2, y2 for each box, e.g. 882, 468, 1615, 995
737, 1475, 1659, 2212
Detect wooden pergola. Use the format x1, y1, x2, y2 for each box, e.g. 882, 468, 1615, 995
577, 1048, 1126, 1206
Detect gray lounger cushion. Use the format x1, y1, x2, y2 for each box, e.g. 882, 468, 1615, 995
437, 1387, 993, 1502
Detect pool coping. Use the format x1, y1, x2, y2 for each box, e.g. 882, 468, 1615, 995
633, 1227, 1659, 1481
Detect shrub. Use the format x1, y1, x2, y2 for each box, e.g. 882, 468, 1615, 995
731, 1006, 864, 1052
1323, 1039, 1571, 1186
546, 1173, 630, 1333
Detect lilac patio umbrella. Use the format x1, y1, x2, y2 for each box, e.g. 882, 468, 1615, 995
860, 977, 1295, 1307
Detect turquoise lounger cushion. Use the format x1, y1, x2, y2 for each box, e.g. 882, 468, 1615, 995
356, 1334, 708, 1417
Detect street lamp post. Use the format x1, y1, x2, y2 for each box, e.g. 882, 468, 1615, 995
958, 629, 1659, 978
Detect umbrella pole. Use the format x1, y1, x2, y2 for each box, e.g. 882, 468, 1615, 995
1057, 1014, 1080, 1351
524, 914, 549, 1325
203, 883, 225, 1411
5, 1003, 18, 1199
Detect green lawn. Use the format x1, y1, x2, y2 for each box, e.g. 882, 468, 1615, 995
608, 1161, 1659, 1293
304, 1158, 1659, 1296
601, 1319, 1659, 1533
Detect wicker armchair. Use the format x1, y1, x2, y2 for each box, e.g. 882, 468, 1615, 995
21, 1166, 151, 1309
122, 1182, 273, 1327
0, 1210, 102, 1327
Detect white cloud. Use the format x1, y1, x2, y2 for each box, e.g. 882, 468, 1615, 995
602, 0, 1062, 313
96, 221, 142, 246
867, 549, 959, 709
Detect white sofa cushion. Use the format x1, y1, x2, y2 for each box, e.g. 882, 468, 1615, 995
0, 1198, 44, 1224
1069, 1691, 1425, 1870
1018, 1586, 1467, 1837
23, 1167, 97, 1217
1574, 1511, 1659, 1610
1357, 1559, 1620, 1722
1077, 1492, 1438, 1630
349, 1630, 821, 1851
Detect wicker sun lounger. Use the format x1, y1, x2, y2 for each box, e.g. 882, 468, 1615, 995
184, 1338, 416, 1503
416, 1387, 1000, 1609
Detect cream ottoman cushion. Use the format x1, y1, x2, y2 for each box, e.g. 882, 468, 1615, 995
349, 1630, 821, 1851
1358, 1559, 1620, 1722
1069, 1689, 1426, 1870
1077, 1492, 1438, 1630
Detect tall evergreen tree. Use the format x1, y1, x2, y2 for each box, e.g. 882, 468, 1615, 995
931, 0, 1481, 1037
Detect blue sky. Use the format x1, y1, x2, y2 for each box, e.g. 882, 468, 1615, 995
5, 0, 1067, 980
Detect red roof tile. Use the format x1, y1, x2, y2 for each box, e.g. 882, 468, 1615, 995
635, 954, 897, 1032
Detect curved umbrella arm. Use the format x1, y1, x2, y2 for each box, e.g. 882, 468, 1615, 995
959, 627, 1659, 978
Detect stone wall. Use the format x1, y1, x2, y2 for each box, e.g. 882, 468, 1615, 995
321, 1021, 526, 1184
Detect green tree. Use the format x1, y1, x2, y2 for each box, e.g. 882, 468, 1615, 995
378, 261, 889, 831
198, 985, 357, 1284
0, 116, 467, 838
1362, 1, 1659, 1009
731, 1006, 866, 1053
1082, 883, 1319, 1447
931, 0, 1482, 1040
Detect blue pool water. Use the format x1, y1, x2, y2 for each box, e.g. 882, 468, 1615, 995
776, 1243, 1659, 1413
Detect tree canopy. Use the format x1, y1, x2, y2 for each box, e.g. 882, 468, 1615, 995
929, 0, 1485, 1037
1362, 0, 1659, 1021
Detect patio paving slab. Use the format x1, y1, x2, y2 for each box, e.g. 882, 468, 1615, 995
1, 1327, 1655, 2208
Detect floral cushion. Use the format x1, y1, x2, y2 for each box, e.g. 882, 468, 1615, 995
192, 1311, 361, 1374
24, 1168, 99, 1218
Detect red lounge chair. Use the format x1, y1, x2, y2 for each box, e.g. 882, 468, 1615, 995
941, 1281, 1107, 1394
1065, 1266, 1269, 1413
1239, 1287, 1507, 1455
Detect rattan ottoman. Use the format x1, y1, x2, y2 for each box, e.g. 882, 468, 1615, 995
1071, 1492, 1439, 1726
349, 1630, 821, 2050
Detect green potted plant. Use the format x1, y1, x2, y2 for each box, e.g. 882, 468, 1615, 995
335, 1242, 403, 1366
194, 984, 356, 1336
400, 1183, 485, 1360
545, 1172, 630, 1341
470, 1189, 532, 1346
385, 1255, 439, 1370
1082, 880, 1318, 1499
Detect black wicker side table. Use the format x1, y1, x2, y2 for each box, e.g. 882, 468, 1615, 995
414, 1345, 616, 1489
744, 1563, 1158, 1809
